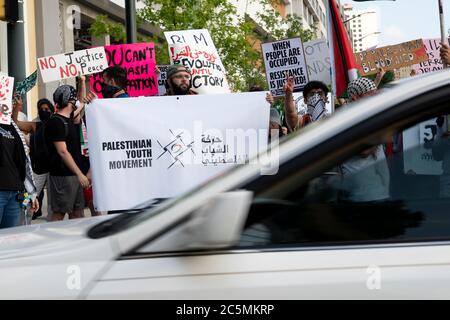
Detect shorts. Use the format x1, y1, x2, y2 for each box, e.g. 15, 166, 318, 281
49, 175, 85, 213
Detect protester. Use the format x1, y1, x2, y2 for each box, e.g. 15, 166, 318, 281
163, 65, 198, 96
283, 77, 330, 131
339, 77, 390, 202
77, 75, 100, 217
1, 98, 39, 228
12, 97, 55, 220
45, 85, 89, 221
269, 108, 286, 142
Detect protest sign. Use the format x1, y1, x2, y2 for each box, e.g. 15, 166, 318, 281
86, 92, 269, 211
304, 38, 331, 87
403, 119, 444, 175
0, 74, 14, 125
262, 38, 309, 97
90, 43, 158, 98
165, 29, 231, 94
38, 47, 108, 83
412, 38, 449, 75
15, 70, 38, 96
157, 65, 169, 96
355, 39, 428, 76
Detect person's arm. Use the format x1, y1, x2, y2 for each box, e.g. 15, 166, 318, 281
440, 43, 450, 66
374, 68, 386, 88
12, 95, 36, 134
283, 76, 302, 131
53, 141, 90, 188
77, 75, 87, 101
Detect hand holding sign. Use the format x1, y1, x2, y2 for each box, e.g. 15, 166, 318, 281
283, 75, 294, 96
440, 43, 450, 66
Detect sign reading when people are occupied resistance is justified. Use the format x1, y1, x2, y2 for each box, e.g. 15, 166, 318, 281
0, 74, 14, 125
165, 29, 231, 94
38, 47, 108, 83
355, 39, 428, 76
262, 38, 309, 97
86, 93, 269, 211
412, 38, 450, 75
90, 43, 158, 98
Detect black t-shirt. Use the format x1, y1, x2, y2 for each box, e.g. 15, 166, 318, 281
0, 124, 25, 191
45, 114, 82, 176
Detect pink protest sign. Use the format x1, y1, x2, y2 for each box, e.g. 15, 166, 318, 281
0, 74, 14, 125
90, 43, 157, 98
412, 38, 450, 75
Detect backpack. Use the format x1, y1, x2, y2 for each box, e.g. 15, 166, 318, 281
30, 115, 69, 174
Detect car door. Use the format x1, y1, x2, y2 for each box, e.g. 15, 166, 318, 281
86, 76, 450, 299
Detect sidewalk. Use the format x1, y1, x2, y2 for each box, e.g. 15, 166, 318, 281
29, 189, 93, 225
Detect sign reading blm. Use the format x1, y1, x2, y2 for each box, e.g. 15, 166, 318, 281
262, 38, 309, 97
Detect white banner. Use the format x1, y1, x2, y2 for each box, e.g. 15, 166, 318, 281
157, 65, 169, 96
304, 38, 331, 87
86, 92, 269, 211
262, 38, 309, 97
403, 119, 443, 175
38, 47, 108, 83
165, 29, 231, 94
0, 75, 14, 125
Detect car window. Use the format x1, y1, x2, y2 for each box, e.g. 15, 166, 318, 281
237, 113, 450, 248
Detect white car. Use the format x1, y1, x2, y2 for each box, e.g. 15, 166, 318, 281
2, 70, 450, 299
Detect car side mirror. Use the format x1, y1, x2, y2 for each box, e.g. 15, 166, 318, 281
136, 190, 253, 253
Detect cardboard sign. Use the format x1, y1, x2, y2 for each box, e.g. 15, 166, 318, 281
304, 38, 331, 87
38, 47, 108, 83
412, 38, 449, 75
90, 43, 158, 98
262, 38, 309, 97
165, 29, 231, 94
86, 92, 269, 211
355, 39, 428, 76
0, 74, 14, 125
157, 65, 169, 96
15, 70, 38, 96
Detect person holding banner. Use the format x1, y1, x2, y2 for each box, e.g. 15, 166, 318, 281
165, 65, 197, 96
45, 85, 89, 221
283, 76, 330, 132
0, 107, 39, 228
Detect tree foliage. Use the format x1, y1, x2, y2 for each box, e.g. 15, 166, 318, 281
90, 0, 318, 91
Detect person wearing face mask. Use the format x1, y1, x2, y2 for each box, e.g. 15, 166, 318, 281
12, 98, 56, 220
45, 85, 90, 221
101, 66, 129, 99
283, 76, 329, 132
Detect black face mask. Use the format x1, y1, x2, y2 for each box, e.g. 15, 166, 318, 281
38, 110, 51, 122
102, 84, 121, 98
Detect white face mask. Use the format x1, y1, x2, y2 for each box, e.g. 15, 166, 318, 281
306, 94, 326, 122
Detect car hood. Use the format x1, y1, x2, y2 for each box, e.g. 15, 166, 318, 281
0, 215, 115, 260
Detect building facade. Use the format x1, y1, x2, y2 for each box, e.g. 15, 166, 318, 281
286, 0, 327, 40
1, 0, 160, 118
343, 3, 379, 52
